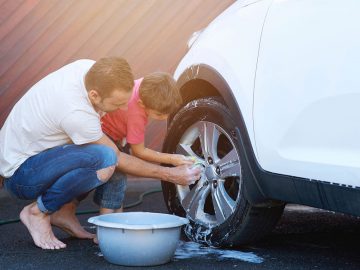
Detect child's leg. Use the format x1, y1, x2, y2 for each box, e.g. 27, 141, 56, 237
99, 206, 123, 214
93, 170, 127, 214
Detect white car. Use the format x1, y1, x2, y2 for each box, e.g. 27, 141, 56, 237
161, 0, 360, 247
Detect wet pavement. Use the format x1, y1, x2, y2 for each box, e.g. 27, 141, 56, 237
1, 178, 360, 270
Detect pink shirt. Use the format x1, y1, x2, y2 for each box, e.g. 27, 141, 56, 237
101, 78, 147, 144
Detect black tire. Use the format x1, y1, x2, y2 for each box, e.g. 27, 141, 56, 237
162, 97, 284, 247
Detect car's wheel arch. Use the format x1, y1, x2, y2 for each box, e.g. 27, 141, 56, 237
170, 64, 274, 206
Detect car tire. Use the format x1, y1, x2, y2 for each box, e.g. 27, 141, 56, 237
161, 97, 284, 247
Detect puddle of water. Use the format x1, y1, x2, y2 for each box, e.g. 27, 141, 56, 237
174, 241, 264, 264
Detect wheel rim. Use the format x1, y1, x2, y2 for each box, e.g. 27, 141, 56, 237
175, 121, 242, 226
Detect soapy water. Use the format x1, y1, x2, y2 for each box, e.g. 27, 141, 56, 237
95, 241, 263, 264
174, 241, 264, 264
185, 223, 214, 246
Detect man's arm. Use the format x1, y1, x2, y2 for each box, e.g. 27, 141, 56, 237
91, 135, 201, 186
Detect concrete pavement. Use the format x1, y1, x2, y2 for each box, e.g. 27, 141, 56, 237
1, 178, 360, 270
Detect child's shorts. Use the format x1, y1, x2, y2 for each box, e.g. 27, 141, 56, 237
93, 170, 127, 209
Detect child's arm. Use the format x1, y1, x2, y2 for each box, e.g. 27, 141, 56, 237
130, 142, 194, 166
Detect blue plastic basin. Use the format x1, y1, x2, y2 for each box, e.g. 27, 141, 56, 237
88, 212, 189, 266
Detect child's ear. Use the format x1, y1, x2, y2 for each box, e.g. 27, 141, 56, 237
137, 99, 146, 109
88, 89, 101, 101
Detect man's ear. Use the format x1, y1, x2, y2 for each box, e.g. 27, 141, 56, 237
137, 99, 146, 109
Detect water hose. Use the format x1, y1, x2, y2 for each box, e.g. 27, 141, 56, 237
0, 188, 162, 226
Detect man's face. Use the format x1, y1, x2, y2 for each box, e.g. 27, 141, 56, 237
89, 89, 132, 113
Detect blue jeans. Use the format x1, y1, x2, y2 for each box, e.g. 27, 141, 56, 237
4, 144, 117, 213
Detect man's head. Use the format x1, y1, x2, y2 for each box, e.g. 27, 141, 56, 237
138, 72, 182, 120
85, 57, 134, 112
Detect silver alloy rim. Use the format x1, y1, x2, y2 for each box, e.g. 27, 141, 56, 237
175, 121, 241, 226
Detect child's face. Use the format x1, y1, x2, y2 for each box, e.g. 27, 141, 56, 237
145, 108, 169, 121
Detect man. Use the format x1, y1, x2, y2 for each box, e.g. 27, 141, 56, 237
0, 57, 201, 250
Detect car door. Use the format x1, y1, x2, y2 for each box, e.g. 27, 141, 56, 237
253, 0, 360, 186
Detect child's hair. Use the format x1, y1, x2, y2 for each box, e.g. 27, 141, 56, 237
85, 57, 134, 97
139, 72, 182, 114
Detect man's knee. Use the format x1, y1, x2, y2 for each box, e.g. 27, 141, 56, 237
82, 144, 117, 182
95, 145, 117, 168
83, 144, 117, 169
96, 165, 116, 182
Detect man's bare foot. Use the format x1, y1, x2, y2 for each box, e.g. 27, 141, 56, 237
50, 201, 95, 239
20, 202, 66, 250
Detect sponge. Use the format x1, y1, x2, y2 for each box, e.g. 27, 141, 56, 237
190, 156, 203, 167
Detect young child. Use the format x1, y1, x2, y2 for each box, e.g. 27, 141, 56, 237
93, 72, 194, 214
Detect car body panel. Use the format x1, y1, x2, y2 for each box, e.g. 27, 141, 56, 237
254, 0, 360, 186
174, 0, 272, 161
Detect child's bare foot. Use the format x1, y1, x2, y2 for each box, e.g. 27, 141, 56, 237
20, 202, 66, 250
51, 201, 95, 239
93, 236, 99, 244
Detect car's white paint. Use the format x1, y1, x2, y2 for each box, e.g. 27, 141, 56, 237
175, 0, 360, 187
175, 0, 272, 161
254, 0, 360, 186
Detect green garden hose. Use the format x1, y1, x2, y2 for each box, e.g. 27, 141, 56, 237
0, 188, 162, 226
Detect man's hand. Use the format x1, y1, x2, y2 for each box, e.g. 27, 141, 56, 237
169, 154, 195, 166
166, 165, 202, 186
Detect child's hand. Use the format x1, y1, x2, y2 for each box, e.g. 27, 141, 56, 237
169, 154, 194, 166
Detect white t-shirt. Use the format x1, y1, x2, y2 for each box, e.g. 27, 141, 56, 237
0, 59, 103, 178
